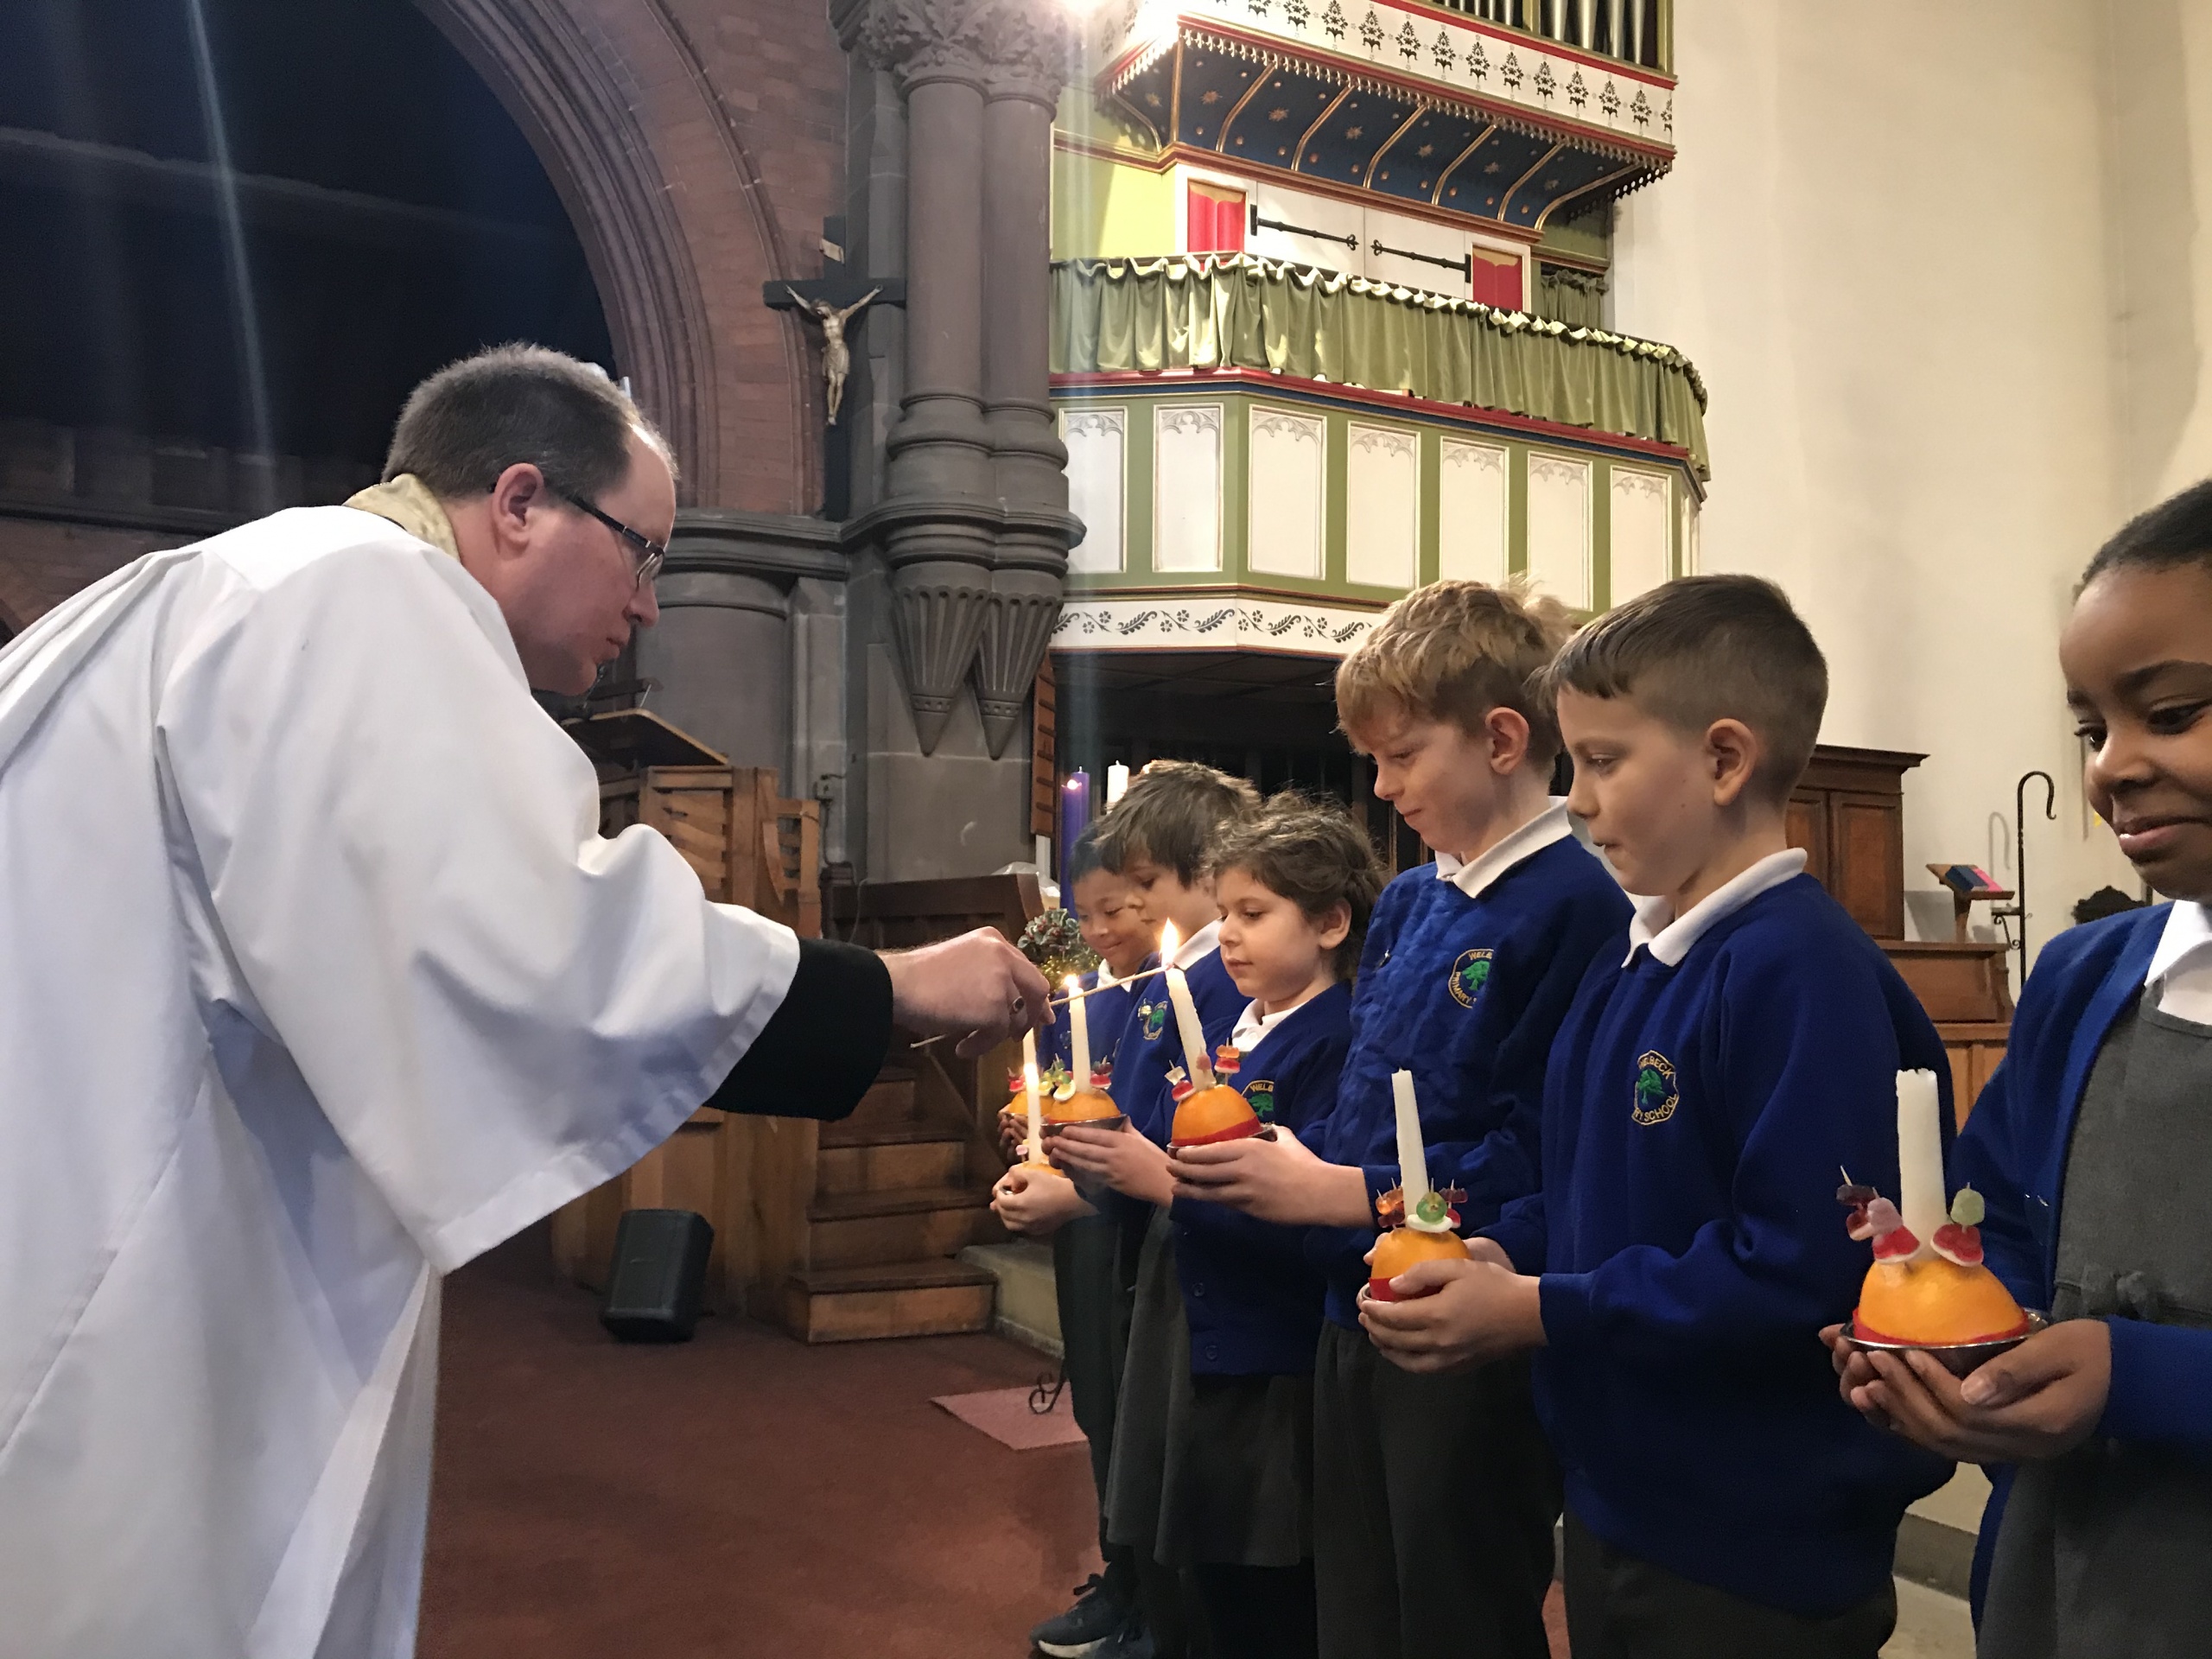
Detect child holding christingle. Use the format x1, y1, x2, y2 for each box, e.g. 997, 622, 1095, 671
1046, 760, 1258, 1659
1063, 795, 1380, 1659
1362, 575, 1951, 1659
995, 822, 1162, 1659
1172, 581, 1629, 1659
1831, 484, 2212, 1657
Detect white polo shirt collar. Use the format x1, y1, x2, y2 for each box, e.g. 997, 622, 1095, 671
1626, 848, 1808, 968
1433, 799, 1576, 903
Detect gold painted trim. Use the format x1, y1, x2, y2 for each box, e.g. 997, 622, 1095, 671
1497, 140, 1567, 222
1428, 124, 1495, 207
1212, 54, 1276, 153
1289, 85, 1357, 174
1532, 158, 1641, 230
1362, 103, 1431, 191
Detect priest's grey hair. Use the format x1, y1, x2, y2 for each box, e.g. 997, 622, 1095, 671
382, 343, 674, 503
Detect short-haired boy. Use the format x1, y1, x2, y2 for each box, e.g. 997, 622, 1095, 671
1050, 760, 1259, 1659
1174, 582, 1630, 1659
1363, 575, 1952, 1659
998, 823, 1160, 1659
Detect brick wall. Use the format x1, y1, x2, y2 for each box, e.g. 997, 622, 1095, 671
0, 520, 183, 632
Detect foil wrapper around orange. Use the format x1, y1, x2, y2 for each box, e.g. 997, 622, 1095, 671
1046, 1088, 1125, 1132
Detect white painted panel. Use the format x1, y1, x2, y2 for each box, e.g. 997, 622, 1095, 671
1247, 180, 1362, 276
1681, 491, 1700, 575
1153, 404, 1223, 573
1437, 439, 1509, 585
1061, 408, 1126, 575
1526, 453, 1592, 608
1608, 467, 1671, 605
1345, 423, 1420, 591
1247, 406, 1325, 579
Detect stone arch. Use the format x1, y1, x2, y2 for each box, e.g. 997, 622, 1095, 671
411, 0, 727, 505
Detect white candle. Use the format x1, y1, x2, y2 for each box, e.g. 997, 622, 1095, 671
1107, 762, 1132, 805
1895, 1068, 1944, 1256
1391, 1070, 1429, 1213
1023, 1039, 1045, 1164
1159, 922, 1215, 1090
1066, 974, 1090, 1083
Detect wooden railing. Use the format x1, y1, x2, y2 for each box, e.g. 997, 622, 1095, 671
1426, 0, 1671, 73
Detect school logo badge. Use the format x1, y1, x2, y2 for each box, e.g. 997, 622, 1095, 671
1139, 1001, 1169, 1041
1631, 1051, 1679, 1127
1243, 1080, 1277, 1122
1449, 948, 1495, 1008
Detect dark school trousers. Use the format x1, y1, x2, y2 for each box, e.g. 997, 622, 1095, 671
1194, 1561, 1318, 1659
1561, 1512, 1897, 1659
1312, 1320, 1560, 1659
1056, 1209, 1137, 1597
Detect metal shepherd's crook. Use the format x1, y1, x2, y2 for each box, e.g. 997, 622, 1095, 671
2012, 770, 2056, 963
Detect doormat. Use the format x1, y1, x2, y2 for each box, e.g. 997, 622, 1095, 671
931, 1385, 1088, 1451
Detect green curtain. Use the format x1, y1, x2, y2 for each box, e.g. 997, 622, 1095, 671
1535, 263, 1608, 332
1052, 255, 1708, 478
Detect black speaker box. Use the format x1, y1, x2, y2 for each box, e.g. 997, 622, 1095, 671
600, 1208, 715, 1344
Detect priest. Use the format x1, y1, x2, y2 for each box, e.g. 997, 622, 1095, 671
0, 344, 1050, 1658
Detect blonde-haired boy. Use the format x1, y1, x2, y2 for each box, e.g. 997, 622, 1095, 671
1176, 579, 1630, 1659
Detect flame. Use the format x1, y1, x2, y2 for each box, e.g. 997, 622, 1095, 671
1065, 973, 1082, 995
1159, 919, 1181, 962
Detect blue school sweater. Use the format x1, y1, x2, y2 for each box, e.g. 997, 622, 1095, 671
1502, 874, 1952, 1618
1310, 832, 1630, 1327
1949, 904, 2212, 1608
1039, 967, 1135, 1089
1109, 945, 1248, 1146
1170, 982, 1351, 1376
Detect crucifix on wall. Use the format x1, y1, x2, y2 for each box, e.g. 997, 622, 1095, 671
763, 221, 905, 520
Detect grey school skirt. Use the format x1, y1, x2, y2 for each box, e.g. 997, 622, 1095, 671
1105, 1207, 1315, 1568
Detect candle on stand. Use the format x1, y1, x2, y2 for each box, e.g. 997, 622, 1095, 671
1106, 762, 1131, 806
1895, 1068, 1945, 1255
1157, 921, 1215, 1091
1023, 1034, 1045, 1165
1066, 974, 1090, 1082
1391, 1070, 1430, 1214
1058, 772, 1091, 896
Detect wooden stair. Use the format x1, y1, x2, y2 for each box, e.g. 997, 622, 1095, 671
779, 1065, 1003, 1342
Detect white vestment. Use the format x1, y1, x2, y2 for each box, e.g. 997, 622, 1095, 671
0, 508, 801, 1657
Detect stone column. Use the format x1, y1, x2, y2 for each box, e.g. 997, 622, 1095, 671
633, 567, 791, 774
973, 12, 1078, 759
856, 1, 1002, 754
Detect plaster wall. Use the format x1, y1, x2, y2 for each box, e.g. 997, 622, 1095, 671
1613, 0, 2148, 976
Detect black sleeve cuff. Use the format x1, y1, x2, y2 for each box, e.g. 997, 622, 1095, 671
701, 938, 893, 1122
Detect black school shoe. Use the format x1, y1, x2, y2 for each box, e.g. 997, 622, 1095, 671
1086, 1623, 1154, 1659
1031, 1573, 1135, 1658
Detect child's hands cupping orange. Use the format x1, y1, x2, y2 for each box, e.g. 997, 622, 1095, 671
1821, 1316, 2111, 1464
1170, 1127, 1374, 1226
1359, 1243, 1543, 1373
990, 1162, 1095, 1237
1051, 1121, 1175, 1206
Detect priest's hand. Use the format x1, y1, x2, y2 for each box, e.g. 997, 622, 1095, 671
1827, 1318, 2111, 1464
1169, 1129, 1372, 1226
881, 927, 1052, 1056
1051, 1122, 1173, 1207
1358, 1253, 1544, 1374
991, 1162, 1095, 1237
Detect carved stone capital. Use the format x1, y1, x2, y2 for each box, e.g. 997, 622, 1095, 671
847, 0, 1071, 98
888, 559, 996, 753
969, 569, 1064, 760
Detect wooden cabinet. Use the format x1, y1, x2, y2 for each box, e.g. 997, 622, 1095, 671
1789, 743, 2013, 1118
1789, 746, 1923, 939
